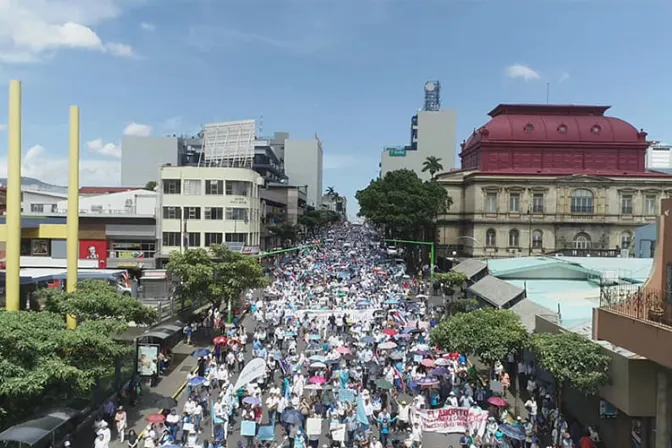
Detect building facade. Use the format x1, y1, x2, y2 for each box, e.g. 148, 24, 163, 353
321, 194, 347, 219
380, 109, 457, 181
283, 138, 323, 208
156, 166, 264, 259
437, 104, 672, 257
645, 141, 672, 172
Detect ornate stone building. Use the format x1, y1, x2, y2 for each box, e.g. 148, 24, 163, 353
437, 104, 672, 257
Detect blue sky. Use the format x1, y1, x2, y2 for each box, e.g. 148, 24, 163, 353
0, 0, 671, 215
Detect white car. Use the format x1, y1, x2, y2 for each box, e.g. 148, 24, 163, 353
386, 246, 398, 256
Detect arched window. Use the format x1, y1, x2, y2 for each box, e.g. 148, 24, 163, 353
485, 229, 496, 247
571, 189, 594, 214
620, 231, 632, 249
509, 229, 520, 247
573, 232, 591, 249
532, 229, 543, 249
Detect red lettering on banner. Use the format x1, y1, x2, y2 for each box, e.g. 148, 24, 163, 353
412, 406, 489, 435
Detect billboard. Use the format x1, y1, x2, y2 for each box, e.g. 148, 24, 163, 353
386, 146, 407, 157
137, 344, 160, 377
79, 240, 108, 268
201, 120, 256, 168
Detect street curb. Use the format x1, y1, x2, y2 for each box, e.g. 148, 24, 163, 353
138, 307, 251, 439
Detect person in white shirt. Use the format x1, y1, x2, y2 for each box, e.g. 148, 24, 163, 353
266, 392, 280, 425
94, 432, 106, 448
447, 391, 459, 407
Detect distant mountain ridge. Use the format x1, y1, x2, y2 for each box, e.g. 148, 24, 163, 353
0, 177, 67, 193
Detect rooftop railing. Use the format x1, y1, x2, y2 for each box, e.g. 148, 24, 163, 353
599, 283, 672, 328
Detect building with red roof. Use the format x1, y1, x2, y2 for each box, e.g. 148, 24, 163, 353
436, 104, 672, 258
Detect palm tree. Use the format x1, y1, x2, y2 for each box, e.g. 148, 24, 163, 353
325, 186, 337, 197
422, 156, 444, 178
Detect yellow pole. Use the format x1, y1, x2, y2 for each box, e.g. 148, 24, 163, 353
6, 80, 22, 312
66, 106, 80, 329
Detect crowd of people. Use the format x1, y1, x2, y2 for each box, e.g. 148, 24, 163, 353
92, 223, 600, 448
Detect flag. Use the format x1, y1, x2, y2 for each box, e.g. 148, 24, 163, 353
356, 393, 369, 427
392, 310, 407, 327
120, 271, 131, 288
393, 364, 405, 389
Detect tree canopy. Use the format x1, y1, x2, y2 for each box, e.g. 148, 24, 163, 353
269, 223, 300, 244
422, 156, 444, 177
166, 244, 268, 310
530, 332, 610, 395
356, 169, 450, 238
300, 209, 340, 234
39, 279, 158, 326
144, 180, 157, 191
431, 308, 528, 365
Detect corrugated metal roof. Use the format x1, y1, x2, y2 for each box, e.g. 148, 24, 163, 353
469, 275, 524, 308
451, 259, 487, 279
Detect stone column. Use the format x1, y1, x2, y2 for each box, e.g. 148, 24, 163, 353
656, 369, 672, 448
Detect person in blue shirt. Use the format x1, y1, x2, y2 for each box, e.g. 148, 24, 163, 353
375, 413, 397, 447
459, 430, 473, 448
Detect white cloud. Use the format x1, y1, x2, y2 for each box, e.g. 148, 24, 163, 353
87, 138, 121, 158
505, 64, 541, 81
559, 72, 570, 83
323, 154, 358, 170
0, 144, 120, 186
0, 0, 136, 64
140, 22, 155, 31
123, 122, 152, 137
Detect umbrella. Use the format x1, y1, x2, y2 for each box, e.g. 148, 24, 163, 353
361, 336, 376, 344
309, 355, 327, 362
243, 396, 261, 406
310, 362, 327, 369
417, 377, 440, 387
434, 358, 450, 366
325, 359, 341, 365
304, 384, 323, 391
336, 346, 351, 354
382, 328, 398, 337
188, 376, 206, 387
309, 334, 322, 340
421, 359, 435, 368
147, 413, 166, 423
487, 396, 508, 407
282, 409, 304, 425
498, 423, 526, 441
374, 378, 394, 390
388, 352, 404, 360
394, 333, 411, 339
384, 299, 399, 305
154, 396, 178, 410
191, 348, 210, 358
213, 336, 228, 345
378, 342, 397, 350
430, 367, 448, 376
309, 376, 326, 385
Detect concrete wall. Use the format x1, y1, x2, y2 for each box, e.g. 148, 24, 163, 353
284, 139, 322, 208
121, 136, 179, 187
56, 190, 157, 216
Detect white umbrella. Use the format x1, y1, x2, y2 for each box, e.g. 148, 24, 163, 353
434, 358, 450, 366
310, 362, 327, 369
378, 341, 398, 350
304, 384, 323, 391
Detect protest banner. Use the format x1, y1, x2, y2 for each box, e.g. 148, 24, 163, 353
307, 417, 322, 435
412, 406, 488, 436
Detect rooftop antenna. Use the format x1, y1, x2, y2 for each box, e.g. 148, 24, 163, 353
546, 82, 550, 104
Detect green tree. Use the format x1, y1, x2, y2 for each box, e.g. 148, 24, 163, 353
300, 209, 340, 235
356, 169, 450, 240
144, 180, 157, 191
422, 156, 444, 178
39, 279, 158, 326
531, 332, 610, 446
269, 223, 299, 243
431, 308, 528, 366
0, 311, 132, 429
166, 244, 268, 312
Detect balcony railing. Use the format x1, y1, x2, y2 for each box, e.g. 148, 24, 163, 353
546, 247, 623, 257
23, 208, 155, 217
599, 283, 672, 328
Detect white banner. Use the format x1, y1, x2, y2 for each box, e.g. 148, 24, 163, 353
294, 308, 380, 322
233, 358, 266, 391
412, 406, 488, 436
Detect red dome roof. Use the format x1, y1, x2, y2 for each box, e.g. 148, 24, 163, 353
462, 104, 647, 151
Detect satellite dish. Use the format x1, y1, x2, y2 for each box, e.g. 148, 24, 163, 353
424, 82, 436, 92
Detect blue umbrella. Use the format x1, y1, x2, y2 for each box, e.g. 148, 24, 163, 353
361, 336, 376, 344
385, 299, 399, 305
191, 348, 210, 358
243, 396, 261, 406
498, 423, 526, 441
188, 376, 206, 386
281, 409, 304, 425
310, 355, 327, 362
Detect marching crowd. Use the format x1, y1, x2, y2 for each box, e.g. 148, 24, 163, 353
91, 224, 599, 448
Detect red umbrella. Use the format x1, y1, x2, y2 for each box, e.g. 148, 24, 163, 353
213, 336, 228, 345
336, 346, 350, 354
309, 376, 326, 385
147, 413, 166, 423
421, 359, 435, 368
382, 328, 398, 337
487, 396, 508, 407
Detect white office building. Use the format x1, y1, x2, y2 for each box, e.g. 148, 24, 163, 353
156, 166, 264, 259
284, 138, 324, 208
